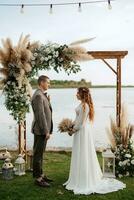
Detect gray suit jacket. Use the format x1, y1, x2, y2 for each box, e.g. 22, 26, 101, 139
31, 89, 53, 135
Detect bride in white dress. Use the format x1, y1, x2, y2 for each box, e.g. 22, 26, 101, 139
63, 87, 126, 195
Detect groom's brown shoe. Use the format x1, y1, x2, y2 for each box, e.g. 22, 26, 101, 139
35, 179, 50, 187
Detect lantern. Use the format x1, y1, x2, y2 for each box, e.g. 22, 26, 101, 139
14, 154, 25, 176
0, 148, 11, 160
2, 158, 14, 180
102, 147, 115, 178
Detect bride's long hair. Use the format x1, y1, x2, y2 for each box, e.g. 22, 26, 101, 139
77, 87, 94, 121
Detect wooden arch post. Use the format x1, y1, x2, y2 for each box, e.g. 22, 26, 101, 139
18, 120, 27, 159
87, 51, 128, 127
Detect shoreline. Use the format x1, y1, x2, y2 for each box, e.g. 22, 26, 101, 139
0, 86, 134, 90
27, 85, 134, 89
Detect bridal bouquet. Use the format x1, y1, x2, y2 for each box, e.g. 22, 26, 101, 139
58, 118, 75, 136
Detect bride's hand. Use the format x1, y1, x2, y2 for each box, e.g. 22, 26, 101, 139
68, 132, 73, 136
68, 128, 77, 136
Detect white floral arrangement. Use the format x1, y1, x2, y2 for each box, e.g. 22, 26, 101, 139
29, 42, 81, 78
0, 35, 93, 123
115, 143, 134, 177
4, 79, 30, 122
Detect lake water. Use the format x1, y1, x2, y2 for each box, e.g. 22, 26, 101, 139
0, 88, 134, 150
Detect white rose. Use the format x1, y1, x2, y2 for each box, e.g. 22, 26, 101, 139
48, 55, 52, 59
122, 160, 128, 165
44, 57, 48, 61
34, 53, 38, 57
131, 160, 134, 165
52, 63, 56, 67
55, 51, 59, 57
59, 58, 63, 62
125, 154, 131, 158
31, 57, 35, 61
118, 174, 123, 178
40, 57, 45, 61
126, 172, 129, 176
45, 48, 49, 52
119, 161, 123, 166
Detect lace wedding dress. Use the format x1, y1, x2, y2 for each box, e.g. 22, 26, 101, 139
63, 103, 126, 195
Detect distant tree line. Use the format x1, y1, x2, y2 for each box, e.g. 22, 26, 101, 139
30, 78, 92, 88
0, 77, 134, 89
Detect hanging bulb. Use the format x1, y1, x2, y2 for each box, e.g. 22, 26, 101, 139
108, 0, 112, 10
49, 4, 53, 14
78, 3, 82, 12
20, 4, 24, 14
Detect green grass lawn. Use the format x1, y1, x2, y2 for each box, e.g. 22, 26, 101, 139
0, 152, 134, 200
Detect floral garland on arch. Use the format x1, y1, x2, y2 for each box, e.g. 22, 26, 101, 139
0, 35, 93, 123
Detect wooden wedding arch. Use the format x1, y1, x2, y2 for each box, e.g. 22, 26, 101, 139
19, 50, 128, 158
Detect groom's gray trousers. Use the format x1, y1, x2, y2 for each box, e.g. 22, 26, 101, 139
33, 135, 47, 178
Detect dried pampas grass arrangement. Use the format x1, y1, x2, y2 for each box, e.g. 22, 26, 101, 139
69, 37, 95, 46
106, 104, 134, 149
64, 46, 94, 62
106, 127, 116, 149
0, 34, 39, 87
68, 37, 95, 61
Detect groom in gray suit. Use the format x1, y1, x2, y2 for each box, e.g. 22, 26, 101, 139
31, 75, 53, 187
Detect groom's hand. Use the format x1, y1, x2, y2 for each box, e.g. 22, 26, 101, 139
46, 133, 50, 140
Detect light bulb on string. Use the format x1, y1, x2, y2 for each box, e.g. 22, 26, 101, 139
78, 3, 82, 12
108, 0, 112, 10
49, 4, 53, 14
20, 4, 24, 14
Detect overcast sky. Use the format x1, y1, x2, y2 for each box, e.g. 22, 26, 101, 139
0, 0, 133, 85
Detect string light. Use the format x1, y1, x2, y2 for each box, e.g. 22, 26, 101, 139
108, 0, 112, 10
0, 0, 115, 13
49, 4, 53, 14
78, 3, 82, 12
20, 4, 24, 14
